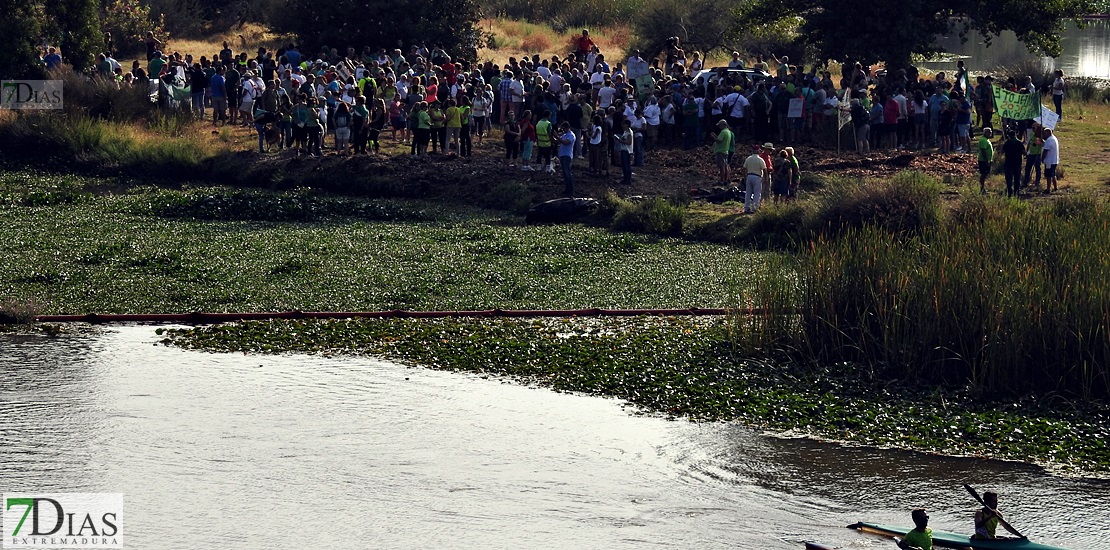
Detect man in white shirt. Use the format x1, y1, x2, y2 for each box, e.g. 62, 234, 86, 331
509, 76, 525, 119
643, 98, 661, 147
1041, 128, 1060, 193
893, 88, 908, 147
742, 146, 768, 213
726, 86, 750, 131
598, 81, 617, 109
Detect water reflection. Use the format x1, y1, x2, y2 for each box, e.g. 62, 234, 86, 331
923, 19, 1110, 78
0, 327, 1107, 549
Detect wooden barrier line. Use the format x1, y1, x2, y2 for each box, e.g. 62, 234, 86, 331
31, 307, 795, 324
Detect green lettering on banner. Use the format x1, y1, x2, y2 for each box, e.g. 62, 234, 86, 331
992, 87, 1039, 120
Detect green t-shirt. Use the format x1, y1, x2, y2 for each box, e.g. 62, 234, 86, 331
428, 108, 445, 129
902, 527, 932, 550
978, 135, 994, 162
1027, 137, 1043, 156
445, 106, 462, 128
712, 128, 733, 154
416, 110, 431, 130
149, 57, 166, 76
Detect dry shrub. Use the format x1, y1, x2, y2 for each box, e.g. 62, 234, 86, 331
521, 35, 553, 54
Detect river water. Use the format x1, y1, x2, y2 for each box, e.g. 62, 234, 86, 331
923, 19, 1110, 78
1, 326, 1108, 549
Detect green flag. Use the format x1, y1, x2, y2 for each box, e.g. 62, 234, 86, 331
992, 87, 1038, 121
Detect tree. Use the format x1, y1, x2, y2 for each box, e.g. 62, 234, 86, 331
631, 0, 739, 60
739, 0, 1098, 70
45, 0, 103, 72
0, 0, 46, 78
272, 0, 484, 60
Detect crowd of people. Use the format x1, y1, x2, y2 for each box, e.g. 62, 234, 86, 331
76, 29, 1068, 204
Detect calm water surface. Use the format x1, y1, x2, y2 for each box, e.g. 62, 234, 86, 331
925, 19, 1110, 78
1, 326, 1108, 549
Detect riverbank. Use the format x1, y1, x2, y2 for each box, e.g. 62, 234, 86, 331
159, 316, 1110, 475
3, 169, 1109, 474
3, 98, 1110, 474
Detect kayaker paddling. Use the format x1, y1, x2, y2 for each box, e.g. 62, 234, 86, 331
973, 491, 1012, 540
897, 508, 933, 550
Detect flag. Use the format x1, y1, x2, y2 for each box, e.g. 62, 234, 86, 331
838, 88, 852, 130
1035, 105, 1060, 129
992, 87, 1039, 121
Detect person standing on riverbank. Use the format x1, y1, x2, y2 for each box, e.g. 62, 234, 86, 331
1052, 70, 1066, 118
742, 146, 767, 214
1041, 128, 1060, 193
977, 127, 994, 194
1002, 130, 1025, 197
556, 121, 576, 196
710, 119, 733, 185
1023, 124, 1044, 190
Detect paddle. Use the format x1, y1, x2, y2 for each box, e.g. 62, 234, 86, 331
963, 484, 1026, 539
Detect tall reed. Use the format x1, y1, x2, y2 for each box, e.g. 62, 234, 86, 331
777, 195, 1110, 400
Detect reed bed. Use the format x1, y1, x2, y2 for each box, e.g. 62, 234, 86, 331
749, 193, 1110, 401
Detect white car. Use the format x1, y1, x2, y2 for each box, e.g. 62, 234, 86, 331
689, 67, 771, 95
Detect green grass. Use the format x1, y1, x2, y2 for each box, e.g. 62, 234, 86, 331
0, 172, 764, 314
161, 316, 1110, 473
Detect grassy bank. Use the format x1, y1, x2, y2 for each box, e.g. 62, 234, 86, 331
160, 316, 1110, 474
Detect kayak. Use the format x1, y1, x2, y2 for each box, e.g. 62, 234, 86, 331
804, 544, 836, 550
848, 522, 1071, 550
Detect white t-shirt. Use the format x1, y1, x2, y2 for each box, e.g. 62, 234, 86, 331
589, 72, 605, 88
509, 80, 525, 102
661, 103, 676, 124
728, 93, 750, 118
643, 104, 661, 125
589, 125, 603, 145
617, 128, 634, 153
1053, 77, 1065, 96
1042, 134, 1060, 165
598, 86, 616, 108
472, 95, 489, 117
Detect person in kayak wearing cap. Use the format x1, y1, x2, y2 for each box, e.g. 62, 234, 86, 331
972, 491, 1010, 540
898, 508, 932, 550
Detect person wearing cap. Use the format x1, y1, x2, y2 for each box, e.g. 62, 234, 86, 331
759, 142, 775, 198
742, 145, 768, 213
239, 70, 260, 126
710, 119, 733, 185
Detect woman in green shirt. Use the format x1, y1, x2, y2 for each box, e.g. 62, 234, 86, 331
428, 100, 446, 154
413, 102, 431, 156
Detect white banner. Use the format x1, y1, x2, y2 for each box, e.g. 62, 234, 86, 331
1035, 105, 1060, 130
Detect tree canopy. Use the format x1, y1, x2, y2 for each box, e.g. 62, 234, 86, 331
739, 0, 1098, 69
272, 0, 484, 60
